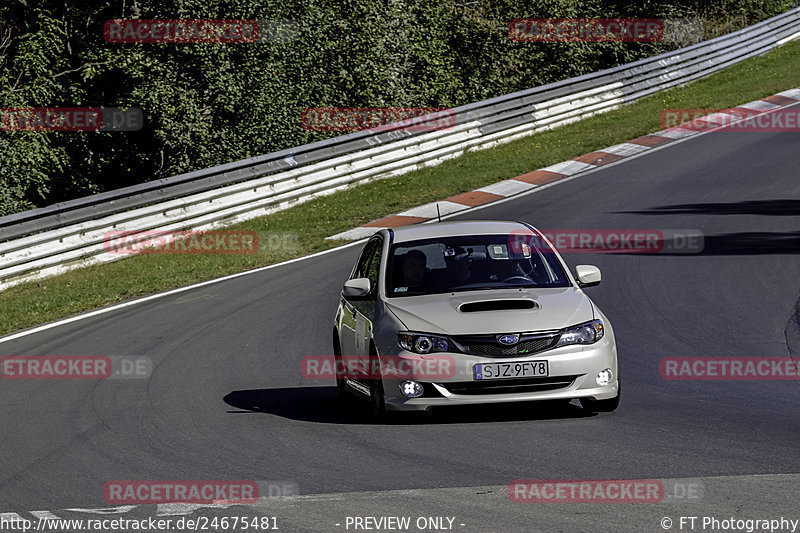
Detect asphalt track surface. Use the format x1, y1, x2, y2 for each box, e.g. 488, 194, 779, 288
1, 124, 799, 532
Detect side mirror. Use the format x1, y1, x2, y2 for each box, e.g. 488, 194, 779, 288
343, 277, 371, 299
575, 265, 601, 288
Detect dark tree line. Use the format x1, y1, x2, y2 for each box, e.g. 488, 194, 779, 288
0, 0, 793, 216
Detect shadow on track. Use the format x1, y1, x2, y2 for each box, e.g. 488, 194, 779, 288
620, 199, 800, 216
223, 387, 595, 425
614, 231, 800, 256
686, 231, 800, 255
610, 199, 800, 255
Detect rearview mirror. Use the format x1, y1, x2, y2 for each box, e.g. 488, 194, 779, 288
343, 277, 371, 299
575, 265, 601, 288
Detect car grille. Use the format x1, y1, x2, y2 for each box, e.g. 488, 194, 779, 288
439, 376, 578, 396
452, 333, 561, 358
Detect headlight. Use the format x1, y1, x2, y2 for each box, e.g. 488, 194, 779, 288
555, 319, 604, 347
398, 332, 451, 354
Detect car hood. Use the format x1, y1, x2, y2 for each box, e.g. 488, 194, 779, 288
384, 287, 594, 335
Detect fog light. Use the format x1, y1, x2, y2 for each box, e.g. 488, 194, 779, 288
596, 369, 613, 386
400, 380, 424, 398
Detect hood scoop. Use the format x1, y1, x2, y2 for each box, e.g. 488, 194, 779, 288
458, 299, 538, 313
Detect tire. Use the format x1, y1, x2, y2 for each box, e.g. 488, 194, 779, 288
368, 343, 386, 415
580, 381, 620, 413
332, 331, 348, 399
369, 376, 386, 415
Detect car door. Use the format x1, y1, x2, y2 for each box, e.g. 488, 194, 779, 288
350, 236, 383, 379
341, 236, 382, 367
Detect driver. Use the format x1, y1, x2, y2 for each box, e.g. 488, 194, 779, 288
400, 249, 428, 288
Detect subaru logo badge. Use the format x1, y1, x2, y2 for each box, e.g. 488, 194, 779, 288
498, 334, 520, 346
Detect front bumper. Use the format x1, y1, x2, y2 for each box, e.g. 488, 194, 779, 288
380, 335, 618, 412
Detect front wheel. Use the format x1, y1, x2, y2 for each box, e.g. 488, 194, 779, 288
369, 376, 386, 415
580, 381, 620, 413
368, 345, 386, 415
333, 332, 348, 399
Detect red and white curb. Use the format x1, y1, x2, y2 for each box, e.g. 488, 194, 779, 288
328, 87, 800, 241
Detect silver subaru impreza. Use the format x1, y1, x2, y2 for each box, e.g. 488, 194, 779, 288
332, 220, 619, 414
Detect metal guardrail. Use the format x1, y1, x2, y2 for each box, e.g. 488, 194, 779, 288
2, 8, 800, 290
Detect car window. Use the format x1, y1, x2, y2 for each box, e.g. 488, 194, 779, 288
364, 238, 382, 299
352, 236, 383, 300
352, 238, 379, 280
386, 234, 570, 297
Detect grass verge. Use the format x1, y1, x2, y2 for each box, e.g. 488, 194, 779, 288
3, 39, 800, 337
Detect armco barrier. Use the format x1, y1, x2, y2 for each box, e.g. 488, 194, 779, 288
1, 9, 800, 290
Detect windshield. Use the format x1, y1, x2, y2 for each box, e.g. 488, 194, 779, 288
386, 234, 571, 297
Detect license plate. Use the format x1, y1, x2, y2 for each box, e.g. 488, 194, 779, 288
474, 360, 548, 380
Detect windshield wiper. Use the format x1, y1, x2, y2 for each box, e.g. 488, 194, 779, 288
450, 283, 540, 292
449, 285, 504, 292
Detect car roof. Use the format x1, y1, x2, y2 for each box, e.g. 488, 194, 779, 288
386, 220, 535, 244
